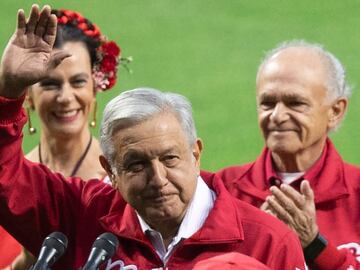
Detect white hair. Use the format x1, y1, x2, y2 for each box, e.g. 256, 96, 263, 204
100, 87, 197, 169
256, 40, 352, 100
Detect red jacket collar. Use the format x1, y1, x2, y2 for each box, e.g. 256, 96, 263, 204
98, 175, 244, 246
239, 138, 349, 204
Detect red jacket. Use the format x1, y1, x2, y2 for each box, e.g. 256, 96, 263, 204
0, 96, 306, 270
212, 139, 360, 270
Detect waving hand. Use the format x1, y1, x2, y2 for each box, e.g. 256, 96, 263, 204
0, 4, 70, 98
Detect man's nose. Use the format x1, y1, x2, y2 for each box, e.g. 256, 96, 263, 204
56, 84, 74, 103
270, 102, 289, 123
149, 160, 168, 187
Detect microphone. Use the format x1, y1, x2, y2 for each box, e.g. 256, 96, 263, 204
80, 232, 119, 270
30, 231, 68, 270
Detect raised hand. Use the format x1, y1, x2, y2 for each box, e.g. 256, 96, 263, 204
261, 180, 319, 248
0, 4, 70, 98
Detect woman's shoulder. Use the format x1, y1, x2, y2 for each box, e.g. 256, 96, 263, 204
25, 146, 39, 162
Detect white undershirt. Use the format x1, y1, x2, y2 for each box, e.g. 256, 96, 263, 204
277, 171, 304, 185
137, 176, 216, 264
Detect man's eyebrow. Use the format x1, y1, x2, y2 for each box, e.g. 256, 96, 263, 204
159, 146, 181, 155
121, 145, 181, 161
122, 150, 145, 162
282, 93, 309, 102
258, 92, 307, 100
258, 93, 276, 100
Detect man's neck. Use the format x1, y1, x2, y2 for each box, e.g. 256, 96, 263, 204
145, 213, 185, 249
271, 138, 327, 172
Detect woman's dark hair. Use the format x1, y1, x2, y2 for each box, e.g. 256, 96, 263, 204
51, 10, 100, 68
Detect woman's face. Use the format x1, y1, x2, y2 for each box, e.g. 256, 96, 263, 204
28, 41, 96, 137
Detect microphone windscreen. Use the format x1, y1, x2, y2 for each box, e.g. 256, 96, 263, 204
93, 232, 119, 256
31, 231, 68, 270
43, 231, 68, 257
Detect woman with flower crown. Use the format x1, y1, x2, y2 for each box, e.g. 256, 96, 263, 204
0, 6, 122, 270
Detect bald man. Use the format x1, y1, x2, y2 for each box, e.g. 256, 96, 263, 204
209, 41, 360, 270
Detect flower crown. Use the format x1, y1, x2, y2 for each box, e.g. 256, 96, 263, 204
54, 9, 127, 91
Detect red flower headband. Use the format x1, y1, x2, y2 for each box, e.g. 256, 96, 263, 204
55, 9, 124, 91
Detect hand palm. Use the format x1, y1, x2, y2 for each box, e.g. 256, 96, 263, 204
3, 32, 54, 85
0, 5, 69, 98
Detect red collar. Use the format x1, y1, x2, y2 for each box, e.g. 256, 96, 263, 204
98, 175, 244, 246
240, 138, 349, 204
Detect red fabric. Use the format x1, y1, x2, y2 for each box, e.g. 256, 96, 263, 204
192, 252, 271, 270
0, 226, 22, 268
314, 243, 348, 270
0, 95, 306, 270
212, 139, 360, 270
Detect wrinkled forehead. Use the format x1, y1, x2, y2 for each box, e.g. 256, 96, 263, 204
256, 47, 329, 98
111, 112, 189, 150
261, 47, 327, 80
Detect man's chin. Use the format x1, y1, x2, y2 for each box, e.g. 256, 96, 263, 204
267, 141, 299, 155
143, 207, 183, 224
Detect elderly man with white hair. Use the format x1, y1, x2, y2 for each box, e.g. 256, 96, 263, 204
212, 41, 360, 269
0, 5, 307, 270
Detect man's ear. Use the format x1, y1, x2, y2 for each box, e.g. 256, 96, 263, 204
192, 139, 203, 174
99, 155, 117, 187
328, 97, 347, 130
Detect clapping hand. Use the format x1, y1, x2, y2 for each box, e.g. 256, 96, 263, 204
261, 180, 319, 248
0, 4, 70, 98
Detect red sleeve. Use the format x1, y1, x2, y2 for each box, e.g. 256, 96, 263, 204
311, 242, 360, 270
0, 94, 25, 123
0, 95, 84, 256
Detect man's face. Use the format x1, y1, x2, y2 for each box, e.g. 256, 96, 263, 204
256, 47, 334, 156
107, 112, 201, 227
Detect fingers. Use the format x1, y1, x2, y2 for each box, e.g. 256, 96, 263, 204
43, 14, 57, 46
18, 5, 56, 47
17, 9, 26, 35
260, 201, 277, 217
270, 186, 299, 215
266, 194, 293, 222
260, 201, 269, 211
21, 5, 55, 41
279, 184, 306, 209
26, 4, 40, 34
300, 180, 315, 202
35, 5, 51, 37
264, 209, 276, 217
265, 181, 318, 248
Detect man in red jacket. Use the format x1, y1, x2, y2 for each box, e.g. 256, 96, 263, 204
214, 41, 360, 269
0, 5, 306, 270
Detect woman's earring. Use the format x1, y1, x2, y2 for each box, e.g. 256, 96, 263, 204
26, 106, 36, 135
90, 100, 97, 128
